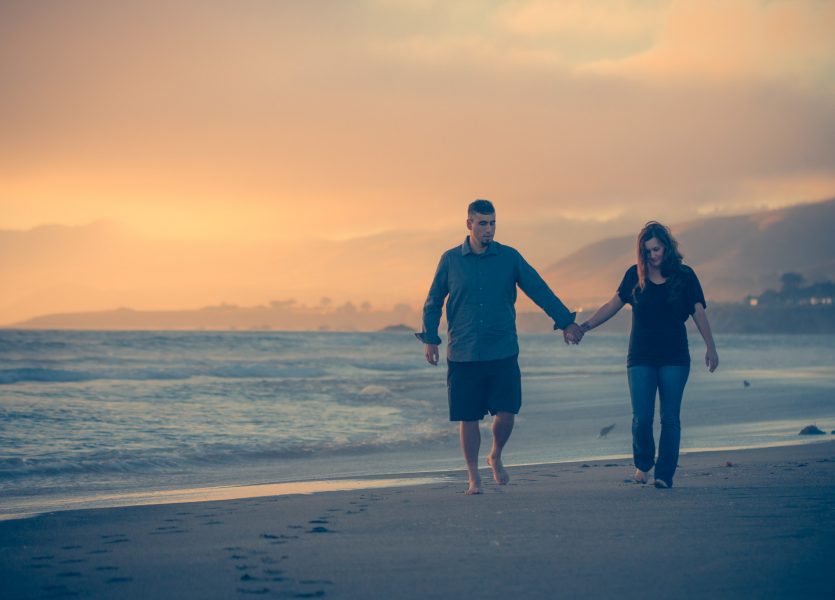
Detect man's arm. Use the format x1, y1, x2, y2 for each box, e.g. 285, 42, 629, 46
415, 254, 449, 363
516, 252, 577, 331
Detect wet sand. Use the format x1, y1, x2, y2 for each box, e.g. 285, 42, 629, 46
2, 441, 834, 599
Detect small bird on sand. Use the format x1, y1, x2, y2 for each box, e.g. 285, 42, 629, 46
743, 380, 751, 387
598, 424, 616, 438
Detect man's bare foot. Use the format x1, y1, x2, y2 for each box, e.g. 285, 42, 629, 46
487, 455, 510, 485
634, 468, 649, 484
465, 477, 483, 495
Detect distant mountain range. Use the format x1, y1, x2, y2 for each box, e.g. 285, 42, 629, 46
3, 198, 835, 329
0, 214, 641, 326
542, 198, 835, 306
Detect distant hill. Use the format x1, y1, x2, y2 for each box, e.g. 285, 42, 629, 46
0, 215, 640, 326
542, 198, 835, 306
10, 303, 423, 332
5, 198, 835, 330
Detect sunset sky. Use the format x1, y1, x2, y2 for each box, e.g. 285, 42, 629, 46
2, 0, 835, 321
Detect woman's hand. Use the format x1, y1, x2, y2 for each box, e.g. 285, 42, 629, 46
705, 347, 719, 372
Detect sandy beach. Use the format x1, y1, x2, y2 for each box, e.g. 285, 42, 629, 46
2, 440, 834, 599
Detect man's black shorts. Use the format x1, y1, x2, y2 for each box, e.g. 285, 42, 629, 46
446, 354, 522, 421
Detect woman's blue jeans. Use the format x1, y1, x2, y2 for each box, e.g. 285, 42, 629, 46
627, 365, 690, 486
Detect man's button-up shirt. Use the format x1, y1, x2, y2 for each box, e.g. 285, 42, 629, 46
416, 238, 576, 362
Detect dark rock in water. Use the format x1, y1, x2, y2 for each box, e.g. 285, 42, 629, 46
743, 380, 751, 387
798, 425, 826, 435
598, 423, 616, 438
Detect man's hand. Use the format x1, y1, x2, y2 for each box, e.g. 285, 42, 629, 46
424, 343, 440, 365
563, 322, 584, 345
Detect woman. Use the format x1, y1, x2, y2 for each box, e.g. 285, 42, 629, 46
579, 221, 718, 488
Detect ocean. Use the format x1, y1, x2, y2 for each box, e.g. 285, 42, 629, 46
1, 329, 834, 519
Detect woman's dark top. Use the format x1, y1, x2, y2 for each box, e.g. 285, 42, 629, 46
617, 264, 706, 367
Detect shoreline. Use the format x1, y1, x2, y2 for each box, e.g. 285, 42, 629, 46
3, 440, 834, 599
3, 436, 833, 522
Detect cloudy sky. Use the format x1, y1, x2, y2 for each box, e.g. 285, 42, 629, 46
1, 0, 834, 319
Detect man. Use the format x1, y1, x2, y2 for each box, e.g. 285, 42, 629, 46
416, 199, 583, 495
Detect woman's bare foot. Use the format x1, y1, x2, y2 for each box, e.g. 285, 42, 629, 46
634, 468, 649, 484
465, 476, 483, 495
487, 455, 510, 485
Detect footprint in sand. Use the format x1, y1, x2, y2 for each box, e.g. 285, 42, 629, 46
150, 525, 189, 535
308, 526, 333, 534
261, 533, 299, 544
263, 568, 285, 578
101, 534, 129, 545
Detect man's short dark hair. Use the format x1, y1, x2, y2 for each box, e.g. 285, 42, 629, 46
468, 199, 495, 216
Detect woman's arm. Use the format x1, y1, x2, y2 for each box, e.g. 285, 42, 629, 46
580, 293, 625, 332
692, 302, 719, 372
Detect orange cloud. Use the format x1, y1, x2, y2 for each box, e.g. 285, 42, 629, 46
584, 0, 835, 85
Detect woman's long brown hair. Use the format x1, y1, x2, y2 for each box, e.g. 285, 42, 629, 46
636, 221, 684, 293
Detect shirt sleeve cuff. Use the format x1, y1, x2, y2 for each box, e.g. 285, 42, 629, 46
415, 332, 442, 345
552, 311, 577, 330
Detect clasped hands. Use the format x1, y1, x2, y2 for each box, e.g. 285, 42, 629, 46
563, 322, 587, 345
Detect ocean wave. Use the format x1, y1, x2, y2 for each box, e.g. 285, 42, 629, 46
0, 368, 97, 384
0, 426, 450, 481
350, 361, 423, 373
0, 364, 329, 385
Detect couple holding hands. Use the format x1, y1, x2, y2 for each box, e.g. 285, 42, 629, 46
417, 199, 718, 494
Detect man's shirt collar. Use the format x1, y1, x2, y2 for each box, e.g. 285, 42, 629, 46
461, 237, 500, 256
